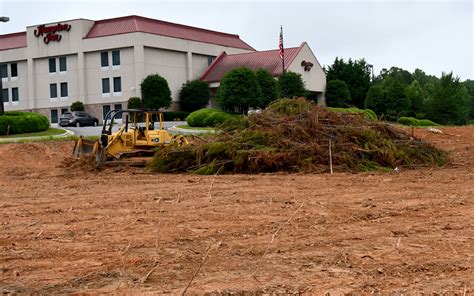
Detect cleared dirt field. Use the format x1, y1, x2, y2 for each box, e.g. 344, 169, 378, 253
0, 126, 473, 294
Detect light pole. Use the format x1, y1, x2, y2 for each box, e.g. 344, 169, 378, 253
0, 16, 10, 116
368, 64, 374, 81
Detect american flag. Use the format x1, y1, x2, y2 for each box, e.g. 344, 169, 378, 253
279, 27, 284, 60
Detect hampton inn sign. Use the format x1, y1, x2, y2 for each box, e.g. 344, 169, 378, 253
34, 23, 71, 44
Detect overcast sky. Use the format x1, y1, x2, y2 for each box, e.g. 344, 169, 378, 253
1, 0, 473, 80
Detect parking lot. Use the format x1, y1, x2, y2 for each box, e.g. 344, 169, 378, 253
54, 121, 187, 137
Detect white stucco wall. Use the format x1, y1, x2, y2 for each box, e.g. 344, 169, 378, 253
286, 42, 326, 93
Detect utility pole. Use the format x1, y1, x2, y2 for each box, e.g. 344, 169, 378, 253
0, 16, 10, 116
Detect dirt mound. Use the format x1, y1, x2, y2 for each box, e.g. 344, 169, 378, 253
148, 98, 446, 174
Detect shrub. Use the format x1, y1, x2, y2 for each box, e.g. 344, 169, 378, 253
278, 71, 307, 98
141, 74, 172, 109
0, 111, 49, 135
325, 79, 352, 107
179, 80, 210, 112
127, 97, 142, 109
398, 117, 439, 127
186, 108, 231, 127
255, 69, 279, 107
217, 67, 262, 113
398, 117, 419, 126
70, 101, 85, 111
162, 111, 190, 121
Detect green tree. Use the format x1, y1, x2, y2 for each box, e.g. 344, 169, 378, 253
278, 71, 306, 98
140, 74, 172, 109
70, 101, 85, 111
325, 79, 351, 107
179, 79, 210, 112
255, 69, 279, 107
364, 84, 387, 116
127, 97, 142, 109
405, 80, 425, 118
364, 77, 409, 120
379, 67, 413, 86
384, 77, 410, 119
463, 79, 474, 120
325, 57, 371, 108
216, 67, 262, 113
427, 72, 470, 125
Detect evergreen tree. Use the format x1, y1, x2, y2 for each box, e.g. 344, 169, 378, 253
217, 67, 262, 113
325, 79, 351, 107
255, 69, 279, 107
141, 74, 172, 109
427, 72, 470, 125
278, 71, 307, 98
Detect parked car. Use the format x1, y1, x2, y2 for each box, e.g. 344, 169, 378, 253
59, 111, 99, 127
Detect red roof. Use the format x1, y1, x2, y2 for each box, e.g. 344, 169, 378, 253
0, 32, 27, 51
200, 43, 304, 82
85, 15, 255, 50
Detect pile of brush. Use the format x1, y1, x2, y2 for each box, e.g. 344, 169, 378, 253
148, 98, 446, 174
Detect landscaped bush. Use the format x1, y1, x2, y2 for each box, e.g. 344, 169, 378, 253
70, 101, 85, 111
186, 108, 231, 127
327, 107, 377, 121
127, 97, 143, 109
162, 111, 190, 121
0, 111, 49, 135
398, 116, 439, 127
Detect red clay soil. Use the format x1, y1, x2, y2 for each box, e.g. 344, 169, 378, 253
0, 126, 473, 294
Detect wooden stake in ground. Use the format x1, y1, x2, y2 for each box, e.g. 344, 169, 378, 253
182, 243, 214, 295
208, 165, 223, 201
329, 140, 333, 174
252, 202, 305, 280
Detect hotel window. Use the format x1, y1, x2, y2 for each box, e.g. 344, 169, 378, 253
59, 57, 67, 72
2, 88, 8, 103
113, 77, 121, 93
50, 109, 58, 124
11, 63, 18, 78
60, 82, 68, 98
112, 50, 120, 66
12, 87, 19, 102
102, 105, 111, 120
61, 108, 69, 115
102, 78, 110, 94
50, 83, 57, 99
101, 52, 109, 67
207, 56, 215, 66
49, 58, 56, 73
1, 64, 7, 79
114, 103, 122, 119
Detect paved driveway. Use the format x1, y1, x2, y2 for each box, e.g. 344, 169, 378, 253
54, 121, 187, 137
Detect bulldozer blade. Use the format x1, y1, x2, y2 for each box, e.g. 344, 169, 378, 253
73, 137, 99, 159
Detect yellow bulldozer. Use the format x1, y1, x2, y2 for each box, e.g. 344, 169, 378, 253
73, 109, 188, 167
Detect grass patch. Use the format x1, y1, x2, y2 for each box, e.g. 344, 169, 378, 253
0, 128, 66, 139
176, 125, 216, 131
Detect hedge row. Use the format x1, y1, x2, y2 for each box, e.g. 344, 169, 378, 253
0, 112, 50, 135
398, 117, 439, 127
162, 111, 190, 121
186, 108, 232, 127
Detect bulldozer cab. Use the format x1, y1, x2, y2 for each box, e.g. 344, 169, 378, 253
102, 109, 163, 135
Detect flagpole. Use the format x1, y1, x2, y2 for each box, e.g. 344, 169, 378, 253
280, 25, 285, 74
